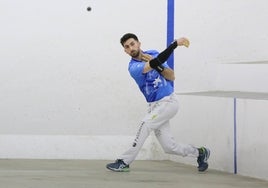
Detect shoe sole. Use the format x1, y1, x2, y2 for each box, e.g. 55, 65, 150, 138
106, 166, 130, 172
198, 163, 208, 172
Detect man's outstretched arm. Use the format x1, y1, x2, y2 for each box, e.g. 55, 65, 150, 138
142, 37, 190, 80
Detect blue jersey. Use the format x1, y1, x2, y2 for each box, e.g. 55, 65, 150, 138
128, 50, 174, 102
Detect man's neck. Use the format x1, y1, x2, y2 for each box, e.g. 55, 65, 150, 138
132, 51, 144, 62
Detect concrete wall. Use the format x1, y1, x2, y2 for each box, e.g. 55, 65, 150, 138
173, 0, 268, 92
168, 95, 268, 181
170, 0, 268, 180
0, 0, 166, 168
1, 0, 162, 136
0, 0, 267, 181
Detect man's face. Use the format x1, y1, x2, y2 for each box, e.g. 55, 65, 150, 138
123, 38, 141, 58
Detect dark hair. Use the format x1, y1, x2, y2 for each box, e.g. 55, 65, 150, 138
120, 33, 139, 46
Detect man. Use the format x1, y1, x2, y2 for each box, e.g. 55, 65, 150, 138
106, 33, 210, 172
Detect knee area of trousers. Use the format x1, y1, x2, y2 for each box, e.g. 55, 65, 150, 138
162, 144, 186, 156
162, 144, 176, 154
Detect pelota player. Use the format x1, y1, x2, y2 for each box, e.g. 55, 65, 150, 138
106, 33, 210, 172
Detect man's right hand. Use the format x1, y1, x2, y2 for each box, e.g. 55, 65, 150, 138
176, 37, 190, 47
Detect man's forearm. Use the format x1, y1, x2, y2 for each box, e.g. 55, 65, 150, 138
149, 41, 178, 72
161, 68, 175, 81
157, 41, 178, 63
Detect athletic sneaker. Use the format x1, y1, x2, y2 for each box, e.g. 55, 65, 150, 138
106, 159, 130, 172
197, 147, 210, 172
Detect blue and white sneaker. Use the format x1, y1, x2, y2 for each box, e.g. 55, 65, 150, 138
197, 147, 210, 172
106, 159, 130, 172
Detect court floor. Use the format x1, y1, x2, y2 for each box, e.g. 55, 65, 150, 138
0, 159, 267, 188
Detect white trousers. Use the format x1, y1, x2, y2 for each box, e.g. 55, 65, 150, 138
119, 93, 199, 165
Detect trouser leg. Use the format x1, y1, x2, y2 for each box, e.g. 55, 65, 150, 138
120, 93, 191, 164
119, 121, 151, 165
155, 122, 199, 157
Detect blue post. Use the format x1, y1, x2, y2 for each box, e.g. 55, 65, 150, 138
167, 0, 175, 70
234, 98, 237, 174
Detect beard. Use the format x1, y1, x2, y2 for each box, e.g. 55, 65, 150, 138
130, 50, 140, 58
